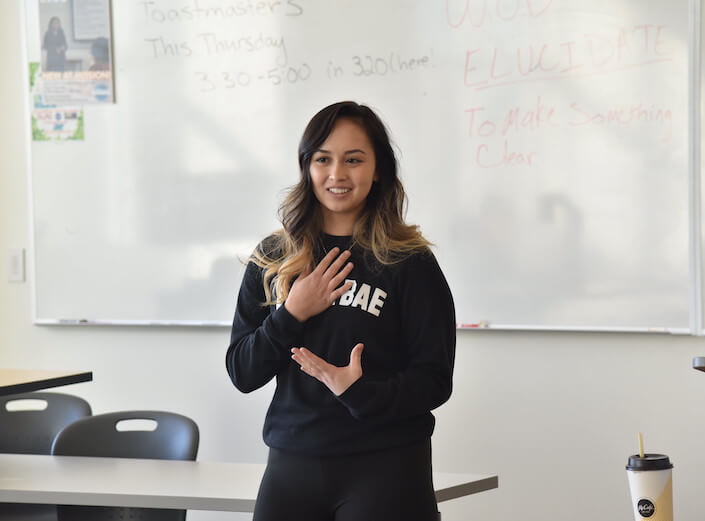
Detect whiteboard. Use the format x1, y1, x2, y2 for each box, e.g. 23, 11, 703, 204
23, 0, 695, 330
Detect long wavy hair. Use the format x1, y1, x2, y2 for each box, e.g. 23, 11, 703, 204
253, 101, 431, 304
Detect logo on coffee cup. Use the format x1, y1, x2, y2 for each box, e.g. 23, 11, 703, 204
637, 499, 655, 518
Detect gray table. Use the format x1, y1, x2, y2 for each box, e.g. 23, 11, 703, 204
0, 453, 498, 512
0, 369, 92, 396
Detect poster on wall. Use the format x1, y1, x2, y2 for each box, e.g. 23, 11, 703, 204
29, 62, 84, 141
37, 0, 114, 104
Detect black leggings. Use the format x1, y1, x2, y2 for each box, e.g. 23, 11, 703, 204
253, 439, 440, 521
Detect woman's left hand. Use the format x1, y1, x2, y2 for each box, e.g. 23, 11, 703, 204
291, 344, 364, 396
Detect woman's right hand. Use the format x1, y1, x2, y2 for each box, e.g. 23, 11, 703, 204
284, 247, 354, 322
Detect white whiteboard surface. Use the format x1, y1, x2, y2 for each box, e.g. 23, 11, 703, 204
24, 0, 696, 331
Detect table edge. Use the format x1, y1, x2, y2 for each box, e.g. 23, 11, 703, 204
0, 371, 93, 395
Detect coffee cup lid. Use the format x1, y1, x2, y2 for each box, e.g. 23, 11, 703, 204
626, 453, 673, 471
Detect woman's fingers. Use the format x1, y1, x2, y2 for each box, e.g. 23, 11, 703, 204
329, 261, 354, 289
312, 247, 342, 275
291, 348, 324, 375
291, 346, 364, 396
285, 247, 355, 321
349, 344, 364, 366
313, 247, 353, 282
323, 249, 352, 279
330, 280, 354, 303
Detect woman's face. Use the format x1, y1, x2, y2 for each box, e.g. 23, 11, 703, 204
50, 19, 61, 31
309, 118, 377, 233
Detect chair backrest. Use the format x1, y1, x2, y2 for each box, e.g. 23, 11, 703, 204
51, 410, 199, 460
0, 392, 91, 521
51, 411, 199, 521
0, 392, 92, 454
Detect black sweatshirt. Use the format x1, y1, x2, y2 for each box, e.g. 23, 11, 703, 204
226, 233, 456, 456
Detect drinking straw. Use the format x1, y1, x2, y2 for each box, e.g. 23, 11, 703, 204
638, 432, 644, 458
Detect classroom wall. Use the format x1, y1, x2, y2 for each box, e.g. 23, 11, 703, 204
3, 2, 705, 520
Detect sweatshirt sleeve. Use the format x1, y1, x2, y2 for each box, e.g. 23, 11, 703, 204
225, 258, 305, 393
335, 250, 456, 421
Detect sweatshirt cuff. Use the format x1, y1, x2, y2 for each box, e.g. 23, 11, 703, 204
336, 378, 369, 419
268, 304, 305, 337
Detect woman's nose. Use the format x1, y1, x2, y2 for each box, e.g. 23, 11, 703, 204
328, 160, 347, 180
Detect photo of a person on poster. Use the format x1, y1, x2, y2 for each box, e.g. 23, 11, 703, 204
89, 37, 110, 71
42, 16, 67, 72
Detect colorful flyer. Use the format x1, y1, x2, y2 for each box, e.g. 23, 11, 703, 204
30, 62, 84, 141
37, 0, 114, 105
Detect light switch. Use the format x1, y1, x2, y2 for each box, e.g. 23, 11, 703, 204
8, 248, 25, 283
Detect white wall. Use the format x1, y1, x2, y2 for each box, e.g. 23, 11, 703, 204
3, 1, 705, 520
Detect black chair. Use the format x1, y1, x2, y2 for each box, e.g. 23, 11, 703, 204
51, 410, 199, 521
0, 392, 92, 521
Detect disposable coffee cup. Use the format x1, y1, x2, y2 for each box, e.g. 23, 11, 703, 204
626, 453, 673, 521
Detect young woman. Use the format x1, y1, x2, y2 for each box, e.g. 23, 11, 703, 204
226, 101, 456, 521
42, 17, 67, 72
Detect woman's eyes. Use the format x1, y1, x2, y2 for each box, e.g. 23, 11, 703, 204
313, 157, 362, 164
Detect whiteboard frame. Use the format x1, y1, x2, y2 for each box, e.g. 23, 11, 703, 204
19, 0, 704, 334
691, 0, 704, 335
30, 319, 693, 335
